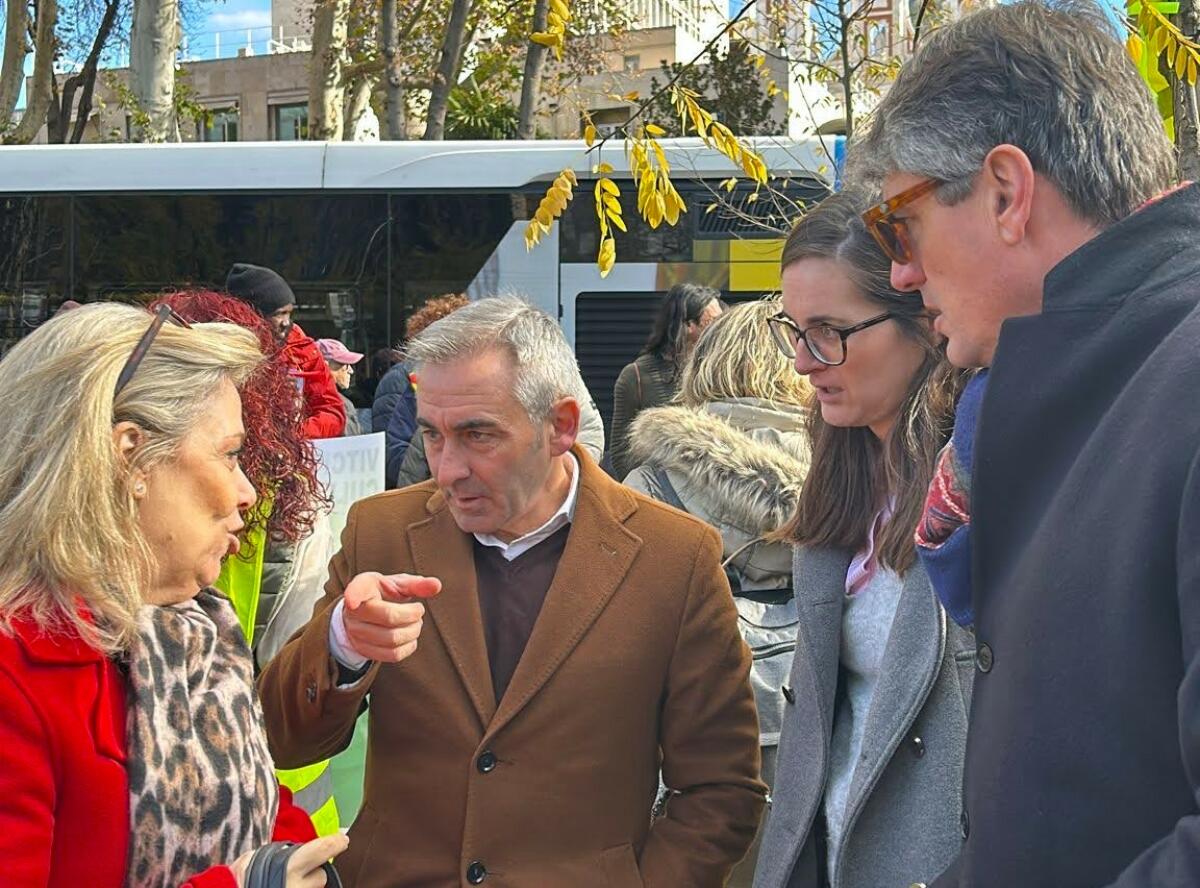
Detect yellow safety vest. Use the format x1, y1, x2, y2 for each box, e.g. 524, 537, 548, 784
217, 525, 340, 837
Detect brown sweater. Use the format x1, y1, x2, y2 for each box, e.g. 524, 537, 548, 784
472, 524, 571, 703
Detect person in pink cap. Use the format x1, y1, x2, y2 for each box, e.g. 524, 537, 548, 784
317, 338, 365, 436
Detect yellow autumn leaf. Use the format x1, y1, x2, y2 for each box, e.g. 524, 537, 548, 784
1178, 43, 1188, 79
652, 140, 670, 173
663, 192, 681, 226
705, 202, 719, 214
603, 194, 622, 216
598, 237, 616, 277
607, 211, 627, 233
623, 91, 640, 101
1190, 54, 1199, 86
550, 0, 570, 20
645, 123, 666, 137
531, 32, 557, 48
584, 124, 596, 147
722, 177, 737, 192
594, 162, 614, 174
1127, 33, 1145, 64
599, 178, 620, 196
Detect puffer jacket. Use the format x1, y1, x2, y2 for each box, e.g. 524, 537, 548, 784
624, 397, 810, 746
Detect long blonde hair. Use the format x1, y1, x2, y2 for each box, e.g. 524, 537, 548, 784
676, 297, 811, 408
0, 303, 262, 654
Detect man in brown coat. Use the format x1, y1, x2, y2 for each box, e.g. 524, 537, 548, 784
258, 296, 766, 888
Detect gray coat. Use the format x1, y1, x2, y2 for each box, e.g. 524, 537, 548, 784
754, 548, 973, 888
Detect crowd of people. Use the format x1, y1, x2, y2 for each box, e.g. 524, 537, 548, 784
0, 1, 1198, 887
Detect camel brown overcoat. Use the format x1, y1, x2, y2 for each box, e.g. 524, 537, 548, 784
258, 449, 766, 888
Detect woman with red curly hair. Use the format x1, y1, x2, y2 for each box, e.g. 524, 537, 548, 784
153, 293, 333, 660
152, 291, 346, 840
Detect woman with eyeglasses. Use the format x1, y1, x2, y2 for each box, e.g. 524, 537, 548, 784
753, 189, 973, 888
0, 302, 366, 887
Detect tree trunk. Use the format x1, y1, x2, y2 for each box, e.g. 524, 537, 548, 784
516, 0, 549, 139
423, 0, 473, 140
6, 0, 57, 144
382, 0, 431, 139
1175, 0, 1200, 179
343, 75, 373, 139
381, 0, 401, 138
309, 0, 349, 140
837, 0, 854, 139
0, 0, 29, 128
46, 0, 119, 143
129, 0, 180, 142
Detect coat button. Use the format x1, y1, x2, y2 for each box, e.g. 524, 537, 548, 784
305, 682, 317, 703
910, 735, 926, 758
782, 685, 796, 705
976, 643, 994, 673
476, 750, 498, 773
960, 808, 970, 840
466, 860, 487, 883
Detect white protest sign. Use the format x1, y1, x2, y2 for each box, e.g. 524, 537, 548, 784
312, 432, 386, 545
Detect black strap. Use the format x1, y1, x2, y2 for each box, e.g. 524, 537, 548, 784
245, 842, 295, 888
651, 466, 686, 511
244, 842, 344, 888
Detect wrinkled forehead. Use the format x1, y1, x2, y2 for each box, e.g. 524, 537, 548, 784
415, 351, 526, 422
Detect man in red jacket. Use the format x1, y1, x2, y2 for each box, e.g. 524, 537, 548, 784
226, 263, 346, 439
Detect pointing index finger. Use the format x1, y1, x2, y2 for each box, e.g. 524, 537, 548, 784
379, 574, 442, 602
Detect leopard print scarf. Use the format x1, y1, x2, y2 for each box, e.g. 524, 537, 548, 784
124, 590, 278, 888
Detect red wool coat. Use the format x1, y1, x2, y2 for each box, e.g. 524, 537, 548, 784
0, 616, 316, 888
284, 322, 347, 439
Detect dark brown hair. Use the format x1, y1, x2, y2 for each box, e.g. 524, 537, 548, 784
778, 188, 963, 574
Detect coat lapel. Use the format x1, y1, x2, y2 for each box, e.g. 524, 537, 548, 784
409, 498, 497, 728
793, 547, 851, 733
844, 565, 945, 816
484, 454, 641, 741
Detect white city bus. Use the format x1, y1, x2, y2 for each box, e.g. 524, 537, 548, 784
0, 138, 836, 423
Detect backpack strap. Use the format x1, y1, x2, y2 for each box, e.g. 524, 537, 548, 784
651, 465, 686, 511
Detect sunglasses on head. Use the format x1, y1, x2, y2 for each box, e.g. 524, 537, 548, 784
114, 304, 192, 396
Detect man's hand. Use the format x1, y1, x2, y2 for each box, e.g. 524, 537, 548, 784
341, 572, 441, 663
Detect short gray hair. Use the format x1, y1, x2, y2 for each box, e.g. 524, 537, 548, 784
405, 295, 585, 423
850, 0, 1176, 226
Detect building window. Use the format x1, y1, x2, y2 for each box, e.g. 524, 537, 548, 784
585, 106, 631, 138
200, 107, 239, 142
623, 54, 640, 73
273, 102, 309, 141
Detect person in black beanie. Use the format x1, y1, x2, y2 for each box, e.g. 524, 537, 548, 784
225, 262, 345, 439
225, 263, 298, 343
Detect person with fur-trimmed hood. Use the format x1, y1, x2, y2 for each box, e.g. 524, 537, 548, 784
624, 297, 810, 888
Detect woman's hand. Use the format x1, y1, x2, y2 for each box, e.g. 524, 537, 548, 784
229, 833, 350, 887
284, 834, 349, 887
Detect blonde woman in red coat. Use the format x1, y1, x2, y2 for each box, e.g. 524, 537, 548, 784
0, 302, 354, 887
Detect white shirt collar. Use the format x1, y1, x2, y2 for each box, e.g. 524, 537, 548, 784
473, 453, 580, 561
